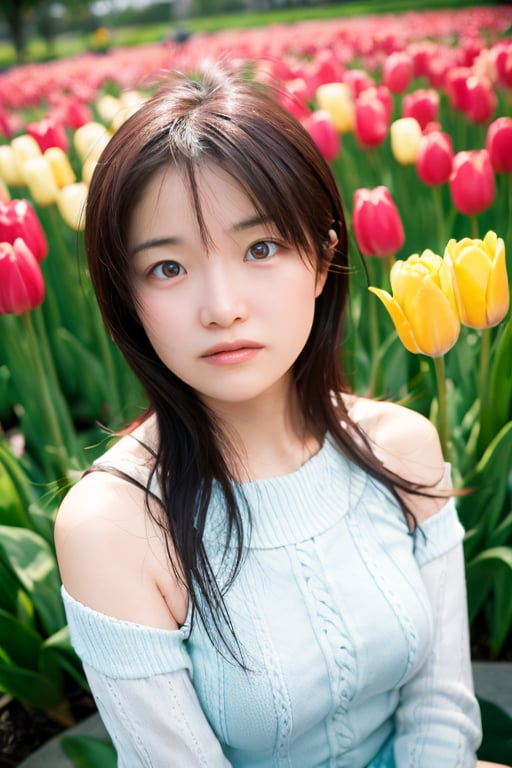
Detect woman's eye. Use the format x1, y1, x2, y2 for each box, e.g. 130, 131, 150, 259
245, 240, 278, 261
150, 261, 185, 279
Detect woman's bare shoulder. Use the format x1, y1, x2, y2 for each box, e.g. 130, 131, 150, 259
55, 421, 185, 629
343, 394, 449, 519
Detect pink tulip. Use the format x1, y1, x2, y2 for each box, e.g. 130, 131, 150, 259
402, 89, 439, 130
382, 52, 413, 94
355, 87, 392, 148
486, 117, 512, 174
0, 238, 45, 315
343, 69, 375, 98
26, 116, 69, 153
353, 186, 405, 257
416, 130, 454, 186
492, 40, 512, 88
302, 110, 341, 162
450, 150, 495, 216
461, 75, 497, 124
0, 199, 48, 261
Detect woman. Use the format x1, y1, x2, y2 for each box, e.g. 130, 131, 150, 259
56, 64, 496, 767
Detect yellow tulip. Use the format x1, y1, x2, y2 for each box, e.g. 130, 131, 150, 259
444, 231, 509, 328
11, 135, 41, 181
57, 182, 87, 231
0, 146, 23, 187
44, 147, 76, 188
369, 249, 460, 356
390, 117, 422, 165
23, 155, 59, 206
315, 83, 355, 133
74, 122, 111, 163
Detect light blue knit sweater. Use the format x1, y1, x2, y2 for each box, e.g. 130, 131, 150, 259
62, 436, 481, 767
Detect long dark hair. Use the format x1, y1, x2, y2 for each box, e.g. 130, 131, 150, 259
85, 64, 417, 660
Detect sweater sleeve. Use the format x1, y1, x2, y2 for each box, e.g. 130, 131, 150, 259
62, 588, 231, 768
393, 502, 482, 767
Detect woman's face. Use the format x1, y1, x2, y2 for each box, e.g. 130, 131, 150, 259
128, 163, 328, 413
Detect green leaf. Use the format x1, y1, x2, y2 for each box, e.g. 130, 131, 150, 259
0, 607, 42, 668
41, 626, 89, 691
466, 547, 512, 655
477, 697, 512, 764
60, 734, 117, 768
0, 658, 62, 709
0, 525, 65, 635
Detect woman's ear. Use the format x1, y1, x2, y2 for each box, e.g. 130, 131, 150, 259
315, 229, 338, 297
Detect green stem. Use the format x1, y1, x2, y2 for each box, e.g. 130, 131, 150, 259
21, 312, 69, 480
433, 355, 450, 461
432, 185, 446, 252
477, 327, 491, 422
470, 215, 479, 239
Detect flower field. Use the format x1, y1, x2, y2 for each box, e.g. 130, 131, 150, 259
0, 4, 511, 761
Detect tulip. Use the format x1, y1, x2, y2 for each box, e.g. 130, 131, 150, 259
0, 238, 45, 315
486, 117, 512, 174
450, 150, 495, 217
355, 87, 391, 148
0, 199, 48, 261
444, 231, 509, 329
382, 52, 413, 94
301, 110, 341, 162
353, 186, 405, 257
416, 130, 454, 186
390, 118, 422, 165
402, 88, 439, 131
369, 249, 460, 356
23, 155, 60, 207
463, 75, 497, 124
10, 134, 42, 181
343, 69, 375, 98
0, 145, 25, 187
26, 116, 69, 153
57, 183, 88, 231
315, 82, 355, 133
73, 121, 111, 163
45, 147, 77, 188
96, 94, 123, 127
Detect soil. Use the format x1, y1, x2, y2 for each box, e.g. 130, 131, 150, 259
0, 690, 96, 767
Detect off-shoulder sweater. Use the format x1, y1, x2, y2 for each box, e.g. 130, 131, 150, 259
62, 435, 482, 767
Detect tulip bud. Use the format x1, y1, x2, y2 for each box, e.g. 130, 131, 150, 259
353, 186, 405, 257
390, 117, 422, 165
402, 88, 439, 131
0, 145, 25, 187
486, 117, 512, 174
11, 135, 42, 181
315, 83, 355, 134
73, 121, 111, 163
0, 238, 45, 315
0, 199, 48, 261
44, 147, 77, 188
23, 156, 60, 207
355, 87, 392, 148
416, 130, 454, 186
450, 149, 495, 216
444, 231, 509, 329
26, 116, 69, 153
382, 52, 413, 94
463, 75, 497, 124
301, 110, 341, 162
57, 182, 87, 231
369, 250, 460, 356
96, 94, 122, 127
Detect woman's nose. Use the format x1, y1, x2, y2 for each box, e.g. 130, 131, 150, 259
199, 262, 248, 328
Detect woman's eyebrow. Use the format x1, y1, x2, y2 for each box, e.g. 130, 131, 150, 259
130, 236, 180, 258
231, 215, 272, 233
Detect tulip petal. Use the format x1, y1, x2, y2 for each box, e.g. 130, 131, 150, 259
486, 237, 510, 326
451, 246, 490, 327
408, 277, 460, 355
368, 287, 421, 353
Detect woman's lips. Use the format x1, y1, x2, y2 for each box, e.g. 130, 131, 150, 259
201, 341, 263, 365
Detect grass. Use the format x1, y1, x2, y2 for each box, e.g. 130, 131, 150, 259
0, 0, 503, 69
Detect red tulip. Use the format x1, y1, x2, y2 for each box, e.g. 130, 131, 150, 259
486, 117, 512, 174
450, 150, 495, 216
402, 89, 439, 131
462, 75, 497, 124
355, 87, 392, 148
491, 40, 512, 89
416, 130, 454, 186
302, 110, 341, 162
0, 238, 45, 315
26, 116, 69, 153
343, 69, 375, 98
353, 186, 405, 257
0, 199, 48, 261
382, 52, 413, 94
